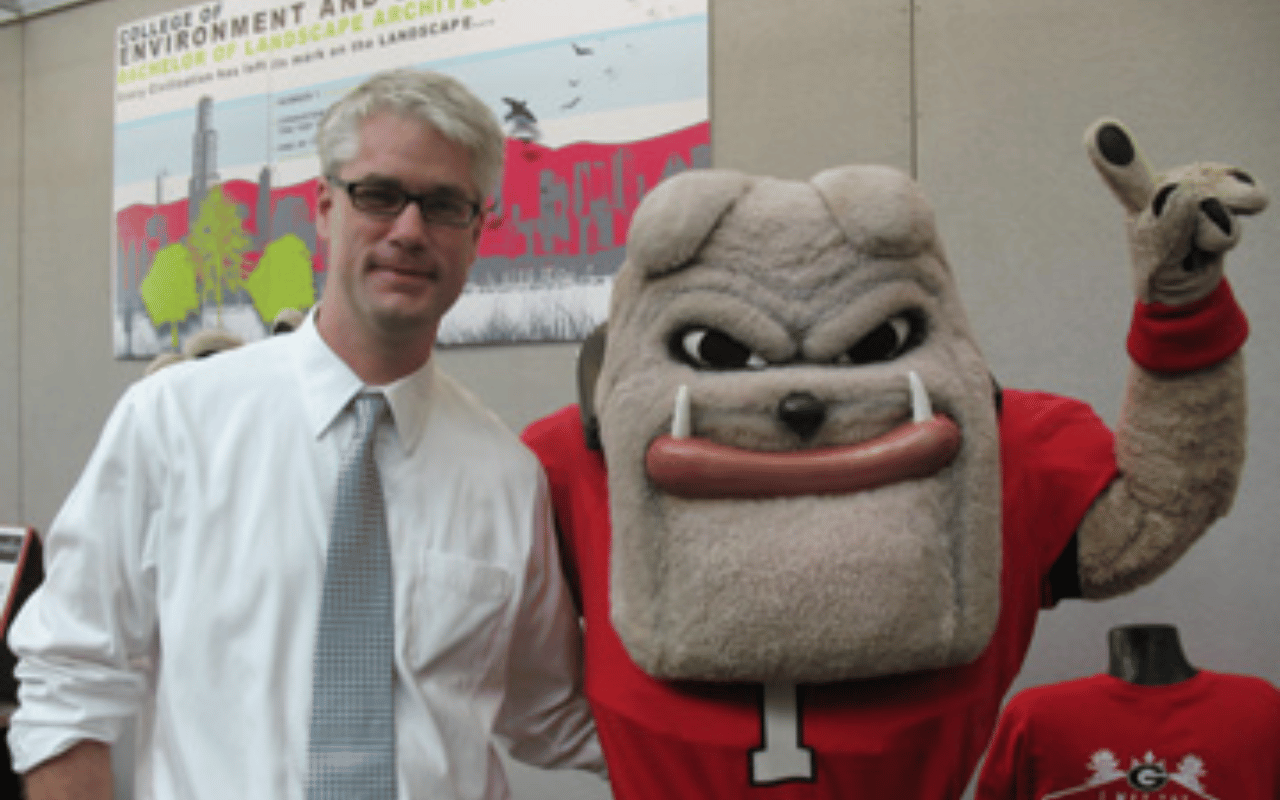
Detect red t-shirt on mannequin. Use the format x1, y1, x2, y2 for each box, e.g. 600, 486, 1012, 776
977, 625, 1280, 800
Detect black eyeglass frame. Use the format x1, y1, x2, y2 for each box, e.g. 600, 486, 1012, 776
326, 175, 483, 229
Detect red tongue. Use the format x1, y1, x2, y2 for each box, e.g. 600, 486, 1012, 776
644, 416, 961, 499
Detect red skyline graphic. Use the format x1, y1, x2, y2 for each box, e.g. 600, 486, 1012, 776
115, 121, 711, 282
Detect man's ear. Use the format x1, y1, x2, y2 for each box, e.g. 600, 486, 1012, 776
577, 322, 607, 450
315, 178, 334, 242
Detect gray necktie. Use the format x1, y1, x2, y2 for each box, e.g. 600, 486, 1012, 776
307, 393, 396, 799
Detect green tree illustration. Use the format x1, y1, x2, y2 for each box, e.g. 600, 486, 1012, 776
188, 185, 251, 322
245, 234, 316, 328
140, 242, 200, 349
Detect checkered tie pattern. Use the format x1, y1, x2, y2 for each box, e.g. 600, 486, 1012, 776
307, 392, 397, 800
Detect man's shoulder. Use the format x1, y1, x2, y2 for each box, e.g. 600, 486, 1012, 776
148, 333, 289, 381
129, 336, 298, 422
430, 369, 541, 473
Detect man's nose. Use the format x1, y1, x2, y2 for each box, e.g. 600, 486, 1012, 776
386, 201, 432, 247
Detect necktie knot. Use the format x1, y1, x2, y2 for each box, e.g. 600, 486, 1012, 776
352, 392, 388, 446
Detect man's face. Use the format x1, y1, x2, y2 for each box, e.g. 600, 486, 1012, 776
316, 112, 483, 350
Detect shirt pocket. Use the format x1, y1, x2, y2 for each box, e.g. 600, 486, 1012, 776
402, 551, 515, 690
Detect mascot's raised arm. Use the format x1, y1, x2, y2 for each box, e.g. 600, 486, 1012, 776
521, 119, 1266, 798
1076, 119, 1264, 596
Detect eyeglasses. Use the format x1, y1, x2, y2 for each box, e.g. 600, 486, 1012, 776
327, 176, 482, 228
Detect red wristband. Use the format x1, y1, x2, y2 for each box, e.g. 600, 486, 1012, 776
1127, 281, 1249, 373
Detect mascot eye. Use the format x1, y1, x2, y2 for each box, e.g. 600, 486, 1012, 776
840, 311, 925, 365
671, 327, 768, 370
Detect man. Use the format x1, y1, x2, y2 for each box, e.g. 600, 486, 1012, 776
8, 69, 603, 800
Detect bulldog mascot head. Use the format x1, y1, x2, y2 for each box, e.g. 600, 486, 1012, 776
593, 165, 1002, 682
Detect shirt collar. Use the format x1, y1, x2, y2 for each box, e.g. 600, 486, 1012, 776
292, 310, 436, 453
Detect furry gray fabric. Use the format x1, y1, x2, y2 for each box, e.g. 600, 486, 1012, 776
596, 166, 1001, 683
1078, 119, 1265, 597
1084, 119, 1267, 305
1079, 354, 1246, 597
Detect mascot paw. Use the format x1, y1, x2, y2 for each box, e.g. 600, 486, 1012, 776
1085, 118, 1268, 306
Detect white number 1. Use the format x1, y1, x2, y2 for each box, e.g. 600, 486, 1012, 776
750, 682, 816, 784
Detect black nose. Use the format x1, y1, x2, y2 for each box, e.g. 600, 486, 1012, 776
777, 392, 826, 440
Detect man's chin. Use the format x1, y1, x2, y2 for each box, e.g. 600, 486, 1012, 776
369, 306, 439, 337
366, 291, 457, 339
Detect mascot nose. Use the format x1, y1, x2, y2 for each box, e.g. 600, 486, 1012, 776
778, 391, 827, 440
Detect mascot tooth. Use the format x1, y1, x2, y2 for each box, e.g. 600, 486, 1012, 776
522, 119, 1265, 796
671, 385, 692, 438
909, 370, 931, 422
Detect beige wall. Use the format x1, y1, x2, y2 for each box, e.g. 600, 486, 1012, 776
2, 1, 1278, 797
710, 0, 913, 176
9, 2, 148, 530
1, 25, 21, 523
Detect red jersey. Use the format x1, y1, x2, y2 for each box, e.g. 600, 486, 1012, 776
523, 389, 1118, 798
976, 671, 1280, 800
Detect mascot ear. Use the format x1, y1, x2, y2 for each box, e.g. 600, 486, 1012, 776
811, 164, 938, 257
577, 322, 607, 450
626, 169, 753, 278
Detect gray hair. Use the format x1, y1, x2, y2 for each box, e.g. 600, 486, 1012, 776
316, 69, 505, 200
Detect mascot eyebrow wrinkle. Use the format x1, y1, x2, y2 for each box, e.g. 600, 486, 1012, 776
522, 119, 1266, 797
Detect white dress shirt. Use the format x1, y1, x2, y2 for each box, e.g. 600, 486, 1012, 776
7, 315, 603, 799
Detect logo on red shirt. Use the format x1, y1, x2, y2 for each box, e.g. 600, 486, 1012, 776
1042, 750, 1217, 800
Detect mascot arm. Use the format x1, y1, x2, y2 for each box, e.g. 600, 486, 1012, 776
1075, 119, 1267, 599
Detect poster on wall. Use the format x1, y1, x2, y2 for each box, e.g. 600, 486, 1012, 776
112, 0, 710, 357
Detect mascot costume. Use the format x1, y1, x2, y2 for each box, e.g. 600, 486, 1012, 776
521, 119, 1266, 797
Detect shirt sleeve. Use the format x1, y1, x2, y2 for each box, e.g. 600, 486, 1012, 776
999, 390, 1120, 606
490, 468, 605, 776
6, 383, 162, 774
